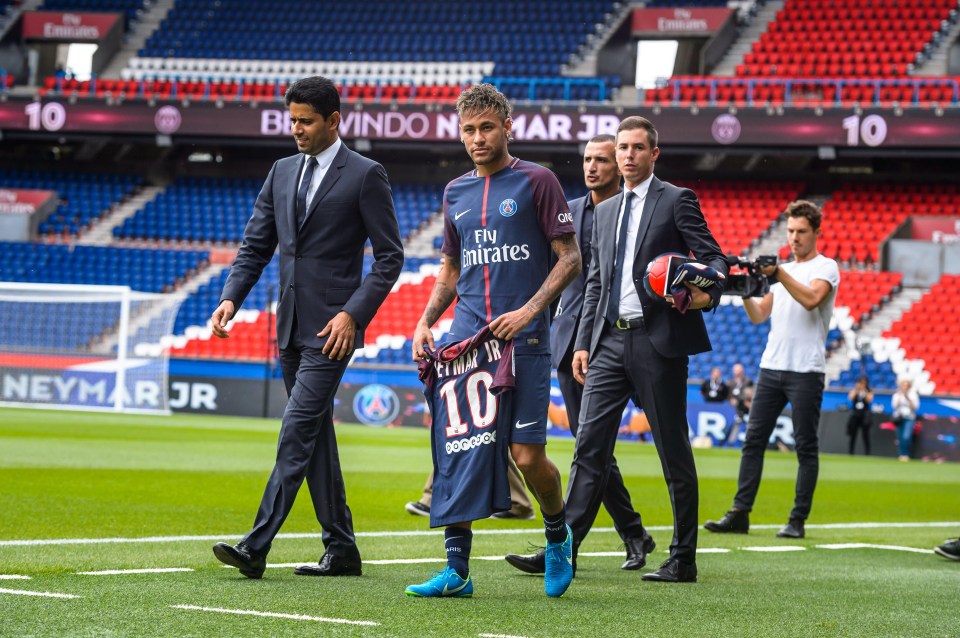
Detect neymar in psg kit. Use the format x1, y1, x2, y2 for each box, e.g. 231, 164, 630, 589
409, 84, 582, 598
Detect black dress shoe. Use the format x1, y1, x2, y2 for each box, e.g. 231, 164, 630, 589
704, 509, 750, 534
504, 546, 577, 576
776, 517, 805, 539
621, 533, 657, 571
294, 551, 362, 577
212, 542, 266, 579
641, 558, 697, 583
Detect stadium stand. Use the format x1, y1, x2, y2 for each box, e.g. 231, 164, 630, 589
38, 0, 622, 102
883, 274, 960, 394
0, 242, 208, 294
834, 270, 903, 327
40, 0, 147, 27
0, 169, 141, 237
644, 0, 960, 107
114, 178, 440, 244
687, 180, 805, 257
820, 183, 960, 264
692, 300, 771, 382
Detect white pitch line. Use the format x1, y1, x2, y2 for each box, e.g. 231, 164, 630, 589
0, 588, 78, 599
77, 567, 195, 576
171, 604, 379, 626
740, 546, 806, 552
0, 575, 30, 580
817, 543, 934, 554
479, 634, 529, 638
3, 522, 958, 547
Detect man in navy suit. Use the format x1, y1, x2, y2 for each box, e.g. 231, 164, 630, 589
569, 116, 727, 583
210, 76, 403, 579
505, 135, 655, 575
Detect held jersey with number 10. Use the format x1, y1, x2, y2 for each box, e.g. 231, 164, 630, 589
441, 158, 574, 353
418, 326, 516, 528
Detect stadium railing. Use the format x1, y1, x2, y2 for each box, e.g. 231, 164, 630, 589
645, 76, 960, 107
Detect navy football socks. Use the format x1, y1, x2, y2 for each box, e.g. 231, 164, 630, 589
542, 508, 567, 544
445, 527, 472, 578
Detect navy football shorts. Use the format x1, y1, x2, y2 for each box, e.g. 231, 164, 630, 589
509, 353, 551, 445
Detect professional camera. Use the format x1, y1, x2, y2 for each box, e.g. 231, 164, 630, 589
722, 254, 778, 298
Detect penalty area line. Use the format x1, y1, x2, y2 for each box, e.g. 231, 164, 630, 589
77, 568, 195, 576
171, 604, 379, 626
817, 543, 934, 554
0, 574, 31, 580
3, 522, 959, 547
0, 588, 78, 599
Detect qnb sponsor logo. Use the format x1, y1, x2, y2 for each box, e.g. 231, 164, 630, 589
557, 212, 574, 224
445, 430, 496, 455
461, 243, 531, 267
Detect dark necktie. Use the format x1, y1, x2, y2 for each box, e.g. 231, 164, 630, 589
606, 191, 635, 326
296, 156, 317, 229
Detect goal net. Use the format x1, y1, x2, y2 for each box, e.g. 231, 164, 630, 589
0, 282, 184, 414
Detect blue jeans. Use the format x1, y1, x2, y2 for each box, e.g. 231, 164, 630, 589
895, 418, 915, 458
733, 368, 825, 521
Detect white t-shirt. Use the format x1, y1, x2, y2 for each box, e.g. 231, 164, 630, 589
759, 253, 840, 373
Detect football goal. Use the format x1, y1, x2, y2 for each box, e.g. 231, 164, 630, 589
0, 281, 184, 414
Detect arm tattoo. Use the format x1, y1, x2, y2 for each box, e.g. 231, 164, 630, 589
421, 253, 460, 327
524, 234, 581, 314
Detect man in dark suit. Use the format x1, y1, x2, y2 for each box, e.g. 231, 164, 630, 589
505, 134, 655, 575
209, 76, 403, 579
568, 116, 727, 583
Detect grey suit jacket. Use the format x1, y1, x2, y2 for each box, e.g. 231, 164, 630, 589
575, 175, 727, 359
222, 142, 404, 350
550, 194, 593, 367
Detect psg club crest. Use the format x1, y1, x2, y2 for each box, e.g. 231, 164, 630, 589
498, 198, 518, 217
352, 383, 400, 426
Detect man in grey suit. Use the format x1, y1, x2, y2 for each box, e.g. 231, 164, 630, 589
210, 76, 403, 579
568, 116, 727, 583
505, 135, 655, 575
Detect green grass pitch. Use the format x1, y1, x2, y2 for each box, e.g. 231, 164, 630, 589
1, 408, 959, 637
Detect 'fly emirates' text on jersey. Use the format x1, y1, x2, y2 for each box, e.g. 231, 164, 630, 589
418, 326, 516, 527
441, 158, 574, 354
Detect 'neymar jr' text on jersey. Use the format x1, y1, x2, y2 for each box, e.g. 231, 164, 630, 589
441, 158, 574, 354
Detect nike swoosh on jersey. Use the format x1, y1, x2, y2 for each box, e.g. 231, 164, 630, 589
515, 420, 538, 429
442, 579, 469, 595
454, 209, 472, 220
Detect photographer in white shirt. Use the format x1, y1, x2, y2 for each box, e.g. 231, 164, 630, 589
705, 200, 840, 540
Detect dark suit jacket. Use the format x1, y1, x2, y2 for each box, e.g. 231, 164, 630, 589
550, 194, 593, 368
222, 142, 404, 350
575, 176, 727, 359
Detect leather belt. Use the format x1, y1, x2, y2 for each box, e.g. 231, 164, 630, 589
614, 316, 644, 330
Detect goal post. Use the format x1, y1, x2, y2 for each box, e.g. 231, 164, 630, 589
0, 281, 185, 414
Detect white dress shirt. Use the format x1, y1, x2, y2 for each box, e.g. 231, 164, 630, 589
615, 173, 654, 319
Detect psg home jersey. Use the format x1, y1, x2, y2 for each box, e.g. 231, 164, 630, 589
441, 158, 573, 353
418, 326, 516, 527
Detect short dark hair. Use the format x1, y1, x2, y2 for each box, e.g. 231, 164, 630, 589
784, 199, 823, 231
284, 76, 340, 119
616, 116, 658, 149
589, 134, 615, 145
456, 83, 511, 122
